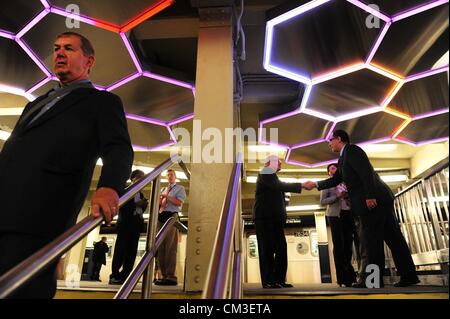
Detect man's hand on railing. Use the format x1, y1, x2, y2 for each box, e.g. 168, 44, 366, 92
91, 187, 120, 224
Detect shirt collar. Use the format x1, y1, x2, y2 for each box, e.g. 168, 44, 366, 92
54, 79, 91, 91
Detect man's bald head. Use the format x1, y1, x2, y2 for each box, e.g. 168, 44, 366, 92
264, 155, 281, 172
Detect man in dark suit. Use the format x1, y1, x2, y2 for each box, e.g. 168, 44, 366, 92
91, 237, 109, 281
253, 155, 303, 288
0, 32, 133, 298
304, 130, 419, 288
109, 170, 148, 284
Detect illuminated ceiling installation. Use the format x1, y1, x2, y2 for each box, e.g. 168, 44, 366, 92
261, 0, 449, 167
0, 0, 194, 150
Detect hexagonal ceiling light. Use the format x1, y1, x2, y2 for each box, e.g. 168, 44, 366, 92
261, 0, 448, 166
0, 0, 195, 151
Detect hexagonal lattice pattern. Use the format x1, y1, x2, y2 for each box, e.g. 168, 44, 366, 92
306, 67, 398, 119
268, 0, 383, 80
395, 111, 449, 145
126, 118, 174, 151
22, 14, 136, 87
261, 113, 333, 148
0, 37, 47, 89
371, 2, 448, 77
332, 111, 408, 145
0, 1, 44, 34
262, 0, 448, 166
48, 0, 173, 32
367, 0, 442, 16
287, 141, 338, 168
111, 75, 194, 123
0, 0, 194, 150
389, 67, 449, 117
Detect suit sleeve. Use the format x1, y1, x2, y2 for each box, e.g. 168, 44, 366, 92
346, 145, 376, 199
320, 188, 338, 205
259, 173, 302, 193
96, 92, 134, 195
317, 169, 342, 190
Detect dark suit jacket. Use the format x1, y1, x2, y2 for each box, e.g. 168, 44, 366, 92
118, 191, 147, 223
0, 87, 133, 237
253, 167, 302, 222
92, 241, 109, 265
317, 144, 394, 216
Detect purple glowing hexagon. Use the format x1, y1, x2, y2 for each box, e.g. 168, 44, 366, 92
331, 110, 409, 145
286, 135, 395, 168
391, 0, 449, 22
285, 139, 338, 168
394, 109, 449, 145
262, 0, 447, 136
303, 65, 401, 122
260, 112, 334, 150
388, 66, 449, 118
126, 114, 178, 151
264, 0, 392, 83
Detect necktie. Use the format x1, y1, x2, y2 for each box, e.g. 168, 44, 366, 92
159, 185, 173, 213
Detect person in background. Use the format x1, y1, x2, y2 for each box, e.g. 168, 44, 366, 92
253, 155, 304, 289
91, 237, 109, 281
109, 170, 148, 284
320, 163, 357, 287
304, 130, 419, 288
154, 169, 186, 286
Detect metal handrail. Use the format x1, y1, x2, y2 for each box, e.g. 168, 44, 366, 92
0, 154, 189, 299
202, 158, 242, 299
230, 218, 244, 299
114, 216, 185, 299
395, 161, 449, 197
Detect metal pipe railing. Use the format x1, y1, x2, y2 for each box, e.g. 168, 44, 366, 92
395, 161, 449, 197
114, 217, 185, 299
230, 218, 244, 299
141, 175, 161, 299
0, 154, 189, 299
202, 159, 242, 299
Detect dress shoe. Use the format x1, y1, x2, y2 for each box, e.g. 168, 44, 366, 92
393, 277, 420, 287
339, 282, 354, 288
278, 282, 293, 288
109, 278, 124, 285
155, 278, 178, 286
262, 283, 282, 289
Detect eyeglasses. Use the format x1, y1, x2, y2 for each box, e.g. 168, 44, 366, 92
328, 136, 338, 142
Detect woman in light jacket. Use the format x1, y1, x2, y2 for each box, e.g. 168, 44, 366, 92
320, 163, 358, 287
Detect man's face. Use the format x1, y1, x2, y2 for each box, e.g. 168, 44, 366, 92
328, 136, 342, 153
328, 165, 337, 177
53, 35, 94, 84
167, 171, 176, 184
277, 160, 282, 172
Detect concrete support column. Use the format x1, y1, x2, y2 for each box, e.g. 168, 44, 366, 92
184, 6, 235, 291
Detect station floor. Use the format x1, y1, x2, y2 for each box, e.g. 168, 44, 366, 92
55, 279, 449, 299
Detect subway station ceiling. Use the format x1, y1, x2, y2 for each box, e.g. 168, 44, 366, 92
0, 0, 448, 168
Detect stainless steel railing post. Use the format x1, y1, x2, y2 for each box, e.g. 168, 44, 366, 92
142, 175, 161, 299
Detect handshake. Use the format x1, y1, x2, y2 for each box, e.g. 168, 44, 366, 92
302, 181, 317, 191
